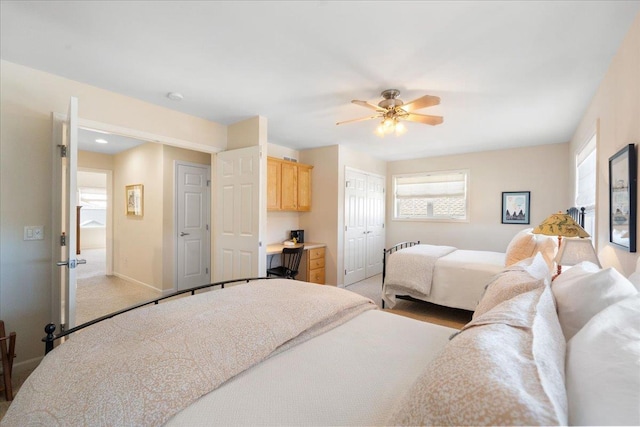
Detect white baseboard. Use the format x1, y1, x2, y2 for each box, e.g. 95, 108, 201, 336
112, 272, 161, 293
12, 356, 43, 376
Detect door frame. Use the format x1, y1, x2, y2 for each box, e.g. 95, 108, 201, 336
174, 160, 212, 291
77, 167, 113, 276
51, 113, 222, 321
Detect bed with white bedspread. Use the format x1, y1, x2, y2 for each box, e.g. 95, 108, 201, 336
382, 228, 558, 310
3, 256, 639, 426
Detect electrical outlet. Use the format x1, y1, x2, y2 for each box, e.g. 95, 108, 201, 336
24, 225, 44, 241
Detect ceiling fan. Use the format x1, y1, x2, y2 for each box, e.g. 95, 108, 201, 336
336, 89, 443, 136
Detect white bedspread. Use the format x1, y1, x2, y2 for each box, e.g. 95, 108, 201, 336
168, 309, 458, 426
383, 244, 456, 307
383, 247, 506, 311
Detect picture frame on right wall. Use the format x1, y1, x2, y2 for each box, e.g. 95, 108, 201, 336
608, 143, 637, 252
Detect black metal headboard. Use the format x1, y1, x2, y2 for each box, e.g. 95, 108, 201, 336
566, 207, 586, 228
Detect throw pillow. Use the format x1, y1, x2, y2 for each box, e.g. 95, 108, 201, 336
552, 263, 638, 340
505, 228, 536, 266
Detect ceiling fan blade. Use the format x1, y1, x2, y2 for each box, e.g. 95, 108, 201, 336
404, 113, 444, 126
336, 115, 380, 126
402, 95, 440, 112
351, 100, 386, 112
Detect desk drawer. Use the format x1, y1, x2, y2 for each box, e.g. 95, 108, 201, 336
309, 257, 325, 269
308, 268, 325, 284
308, 247, 325, 260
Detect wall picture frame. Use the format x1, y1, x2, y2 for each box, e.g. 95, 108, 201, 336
608, 144, 637, 252
502, 191, 530, 224
126, 184, 144, 217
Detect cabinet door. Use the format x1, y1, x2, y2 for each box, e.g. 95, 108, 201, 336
281, 162, 298, 210
297, 164, 312, 211
267, 158, 281, 210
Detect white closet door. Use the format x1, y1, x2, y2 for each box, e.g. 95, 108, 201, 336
344, 169, 385, 286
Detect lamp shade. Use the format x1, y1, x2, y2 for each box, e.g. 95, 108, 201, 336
532, 212, 590, 238
555, 237, 601, 267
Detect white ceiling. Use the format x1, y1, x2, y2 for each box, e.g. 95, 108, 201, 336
1, 1, 638, 161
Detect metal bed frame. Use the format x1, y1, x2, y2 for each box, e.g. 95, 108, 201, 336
43, 277, 272, 355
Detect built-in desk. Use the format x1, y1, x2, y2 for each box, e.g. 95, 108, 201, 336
266, 242, 326, 284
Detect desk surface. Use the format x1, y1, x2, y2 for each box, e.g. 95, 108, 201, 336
266, 242, 325, 255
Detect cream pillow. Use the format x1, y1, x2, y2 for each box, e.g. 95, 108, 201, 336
390, 285, 567, 426
505, 228, 536, 266
552, 263, 638, 340
566, 294, 640, 426
474, 253, 550, 318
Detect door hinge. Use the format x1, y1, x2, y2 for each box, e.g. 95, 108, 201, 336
259, 241, 262, 247
345, 226, 348, 231
207, 180, 211, 187
345, 269, 347, 275
60, 323, 66, 333
206, 267, 209, 274
60, 232, 66, 246
206, 224, 209, 231
58, 145, 67, 158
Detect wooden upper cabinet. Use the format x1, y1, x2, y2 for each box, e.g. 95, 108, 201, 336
267, 157, 313, 211
296, 164, 312, 211
267, 158, 281, 210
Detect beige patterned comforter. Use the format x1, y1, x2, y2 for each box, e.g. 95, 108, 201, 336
383, 244, 456, 307
3, 279, 375, 426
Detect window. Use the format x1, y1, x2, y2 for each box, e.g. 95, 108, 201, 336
575, 134, 596, 237
393, 170, 469, 221
78, 187, 107, 228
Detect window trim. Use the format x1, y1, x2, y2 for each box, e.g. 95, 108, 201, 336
392, 169, 470, 223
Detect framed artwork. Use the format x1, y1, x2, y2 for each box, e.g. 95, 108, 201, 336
126, 184, 144, 217
608, 144, 636, 252
502, 191, 530, 224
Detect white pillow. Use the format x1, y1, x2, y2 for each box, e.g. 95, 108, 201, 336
505, 228, 536, 266
533, 234, 559, 271
566, 294, 640, 426
552, 263, 638, 340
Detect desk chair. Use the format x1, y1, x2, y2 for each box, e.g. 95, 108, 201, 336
0, 320, 16, 401
267, 246, 304, 279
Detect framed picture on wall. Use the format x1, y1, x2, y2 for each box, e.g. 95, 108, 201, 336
502, 191, 530, 224
608, 144, 637, 252
126, 184, 144, 217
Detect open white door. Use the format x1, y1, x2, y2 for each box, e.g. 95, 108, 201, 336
51, 97, 84, 331
214, 146, 265, 281
344, 169, 367, 285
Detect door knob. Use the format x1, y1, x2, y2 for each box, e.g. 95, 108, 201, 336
56, 259, 86, 268
180, 232, 190, 237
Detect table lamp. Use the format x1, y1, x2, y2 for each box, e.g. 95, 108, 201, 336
555, 237, 601, 269
532, 211, 590, 277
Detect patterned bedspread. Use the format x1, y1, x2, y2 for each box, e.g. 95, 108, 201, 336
3, 279, 375, 426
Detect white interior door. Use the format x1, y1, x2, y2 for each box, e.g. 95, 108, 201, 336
51, 97, 84, 331
214, 146, 265, 281
365, 174, 385, 276
344, 169, 386, 286
344, 169, 367, 285
176, 162, 211, 290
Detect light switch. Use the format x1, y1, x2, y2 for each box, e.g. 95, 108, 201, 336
24, 225, 44, 241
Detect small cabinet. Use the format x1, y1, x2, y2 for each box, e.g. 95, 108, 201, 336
267, 157, 313, 212
299, 246, 325, 284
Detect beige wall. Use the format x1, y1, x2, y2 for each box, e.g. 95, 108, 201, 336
568, 13, 640, 276
0, 60, 227, 366
114, 143, 164, 289
386, 143, 569, 252
300, 144, 386, 286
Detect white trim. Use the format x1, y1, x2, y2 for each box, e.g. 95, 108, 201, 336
53, 113, 222, 154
